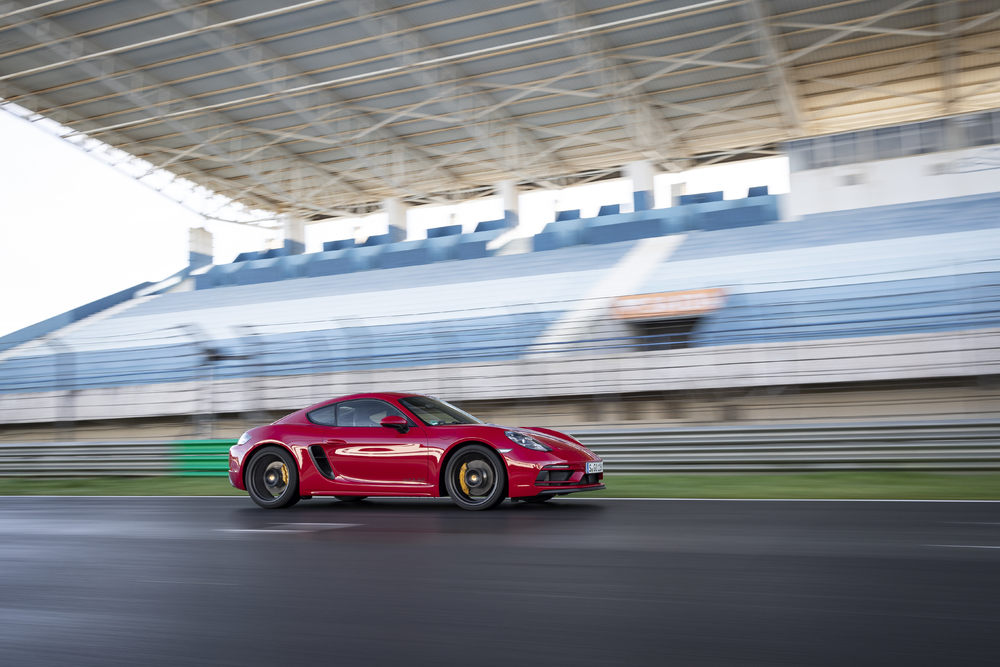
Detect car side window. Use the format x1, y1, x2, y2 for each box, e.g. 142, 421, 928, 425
307, 403, 339, 426
334, 399, 408, 427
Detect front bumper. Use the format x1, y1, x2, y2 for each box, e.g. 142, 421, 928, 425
505, 455, 605, 498
228, 445, 249, 490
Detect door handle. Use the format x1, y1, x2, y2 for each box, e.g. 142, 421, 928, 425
325, 439, 346, 445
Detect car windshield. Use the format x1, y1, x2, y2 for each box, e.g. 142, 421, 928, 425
400, 396, 482, 426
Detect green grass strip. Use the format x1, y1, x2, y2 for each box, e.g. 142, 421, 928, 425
588, 472, 1000, 500
0, 472, 998, 499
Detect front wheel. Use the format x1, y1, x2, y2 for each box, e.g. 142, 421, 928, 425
246, 446, 300, 509
444, 445, 508, 511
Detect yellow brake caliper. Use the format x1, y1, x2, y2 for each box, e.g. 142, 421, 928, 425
458, 463, 470, 495
281, 463, 288, 485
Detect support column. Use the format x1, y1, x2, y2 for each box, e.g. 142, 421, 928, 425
283, 215, 306, 255
496, 180, 519, 227
671, 182, 688, 207
189, 227, 213, 269
383, 197, 408, 242
626, 161, 655, 211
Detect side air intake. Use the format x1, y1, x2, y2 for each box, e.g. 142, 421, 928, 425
308, 445, 335, 479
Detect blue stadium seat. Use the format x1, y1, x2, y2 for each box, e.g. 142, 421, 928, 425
232, 257, 290, 286
454, 229, 503, 260
7, 193, 999, 398
305, 249, 358, 278
423, 234, 462, 262
474, 219, 508, 233
361, 233, 395, 247
534, 219, 585, 251
379, 240, 433, 269
427, 224, 463, 238
323, 239, 356, 251
582, 210, 668, 245
679, 191, 724, 205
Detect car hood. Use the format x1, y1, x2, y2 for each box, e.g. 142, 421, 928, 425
478, 424, 600, 461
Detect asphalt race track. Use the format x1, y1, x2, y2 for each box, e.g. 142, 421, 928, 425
1, 496, 998, 667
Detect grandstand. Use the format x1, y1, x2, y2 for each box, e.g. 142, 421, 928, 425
1, 1, 999, 442
1, 184, 998, 441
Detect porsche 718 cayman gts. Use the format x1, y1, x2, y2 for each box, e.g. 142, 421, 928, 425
230, 392, 605, 510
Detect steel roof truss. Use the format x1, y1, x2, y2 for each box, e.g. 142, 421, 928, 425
937, 0, 960, 113
151, 0, 466, 201
348, 0, 569, 182
743, 0, 804, 134
2, 2, 360, 218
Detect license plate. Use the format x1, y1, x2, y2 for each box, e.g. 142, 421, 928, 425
586, 461, 603, 474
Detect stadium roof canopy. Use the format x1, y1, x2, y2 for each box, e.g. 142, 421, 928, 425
1, 0, 999, 223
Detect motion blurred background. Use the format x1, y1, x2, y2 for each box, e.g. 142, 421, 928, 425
1, 0, 999, 475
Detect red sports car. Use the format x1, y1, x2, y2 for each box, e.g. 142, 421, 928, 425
229, 392, 605, 510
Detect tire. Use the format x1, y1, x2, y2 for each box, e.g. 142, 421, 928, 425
334, 496, 368, 503
245, 446, 301, 509
444, 444, 507, 511
522, 495, 553, 504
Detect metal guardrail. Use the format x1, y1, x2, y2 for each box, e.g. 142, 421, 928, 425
0, 440, 235, 477
0, 423, 998, 477
573, 422, 1000, 472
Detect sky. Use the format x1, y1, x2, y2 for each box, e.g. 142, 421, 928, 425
0, 107, 789, 339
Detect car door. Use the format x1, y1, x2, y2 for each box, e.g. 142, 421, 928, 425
319, 399, 428, 486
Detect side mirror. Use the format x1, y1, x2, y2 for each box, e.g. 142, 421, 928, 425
380, 415, 409, 434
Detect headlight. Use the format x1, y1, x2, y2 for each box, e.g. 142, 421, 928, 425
505, 431, 552, 452
237, 432, 251, 446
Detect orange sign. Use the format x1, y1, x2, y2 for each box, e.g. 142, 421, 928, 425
611, 288, 726, 320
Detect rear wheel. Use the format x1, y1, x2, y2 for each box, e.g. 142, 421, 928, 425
246, 446, 300, 509
444, 445, 507, 511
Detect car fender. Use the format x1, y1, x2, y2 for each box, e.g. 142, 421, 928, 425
239, 439, 300, 490
436, 438, 508, 497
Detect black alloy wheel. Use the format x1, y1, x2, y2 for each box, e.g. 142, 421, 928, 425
334, 496, 368, 503
444, 444, 507, 511
246, 446, 301, 509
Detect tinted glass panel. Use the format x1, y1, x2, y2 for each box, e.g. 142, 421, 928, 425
853, 130, 875, 162
335, 399, 408, 427
832, 133, 856, 166
875, 127, 902, 159
811, 136, 833, 168
401, 396, 482, 426
919, 120, 944, 154
899, 123, 923, 156
966, 113, 994, 146
308, 404, 339, 426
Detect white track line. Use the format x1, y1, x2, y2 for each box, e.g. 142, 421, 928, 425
927, 544, 1000, 549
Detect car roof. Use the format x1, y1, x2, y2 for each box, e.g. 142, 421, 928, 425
298, 391, 425, 413
273, 392, 427, 425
